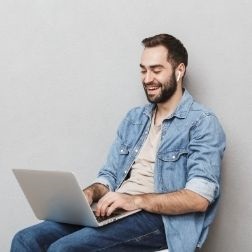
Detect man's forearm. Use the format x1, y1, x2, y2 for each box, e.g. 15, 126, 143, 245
83, 183, 109, 203
134, 189, 209, 215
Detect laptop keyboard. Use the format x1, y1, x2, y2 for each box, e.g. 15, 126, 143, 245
93, 210, 126, 223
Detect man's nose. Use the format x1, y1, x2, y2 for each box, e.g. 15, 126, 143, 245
143, 71, 154, 84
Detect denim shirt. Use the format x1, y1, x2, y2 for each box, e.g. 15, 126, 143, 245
94, 89, 226, 252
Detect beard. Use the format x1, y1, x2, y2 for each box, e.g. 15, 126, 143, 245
143, 71, 178, 104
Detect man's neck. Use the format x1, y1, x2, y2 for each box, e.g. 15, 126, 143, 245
154, 87, 183, 126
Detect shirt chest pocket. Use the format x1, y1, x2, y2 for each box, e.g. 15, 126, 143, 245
157, 149, 188, 191
158, 149, 188, 163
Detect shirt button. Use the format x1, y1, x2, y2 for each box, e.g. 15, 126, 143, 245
120, 149, 124, 153
124, 170, 127, 174
172, 155, 176, 159
135, 149, 138, 153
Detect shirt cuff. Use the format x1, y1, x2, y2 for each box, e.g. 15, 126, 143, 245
185, 177, 218, 203
93, 177, 112, 191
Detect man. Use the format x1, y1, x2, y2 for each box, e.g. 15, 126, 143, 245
11, 34, 226, 252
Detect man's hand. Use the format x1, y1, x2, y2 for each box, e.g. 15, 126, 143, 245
95, 192, 139, 217
83, 188, 93, 205
82, 183, 109, 206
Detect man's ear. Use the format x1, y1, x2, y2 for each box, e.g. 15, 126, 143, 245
175, 63, 186, 81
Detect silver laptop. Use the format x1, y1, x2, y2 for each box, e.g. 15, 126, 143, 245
13, 169, 140, 227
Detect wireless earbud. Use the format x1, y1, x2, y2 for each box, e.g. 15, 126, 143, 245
176, 72, 181, 82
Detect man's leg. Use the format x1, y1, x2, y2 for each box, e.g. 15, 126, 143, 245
48, 211, 167, 252
10, 221, 83, 252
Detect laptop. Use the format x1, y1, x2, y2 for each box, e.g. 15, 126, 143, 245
12, 169, 141, 227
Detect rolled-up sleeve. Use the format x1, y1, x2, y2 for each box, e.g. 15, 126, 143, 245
93, 177, 113, 191
185, 177, 217, 203
185, 113, 226, 203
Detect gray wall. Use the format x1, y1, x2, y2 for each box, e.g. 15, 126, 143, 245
1, 0, 251, 251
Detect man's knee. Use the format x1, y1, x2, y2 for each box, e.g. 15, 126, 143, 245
11, 231, 23, 251
11, 229, 35, 252
11, 226, 52, 252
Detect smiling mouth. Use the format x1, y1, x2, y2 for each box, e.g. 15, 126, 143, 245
145, 85, 161, 93
147, 86, 159, 91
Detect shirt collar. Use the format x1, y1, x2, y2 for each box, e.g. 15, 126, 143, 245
143, 89, 194, 119
172, 89, 194, 119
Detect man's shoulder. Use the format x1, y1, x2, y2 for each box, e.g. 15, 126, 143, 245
187, 99, 225, 135
176, 89, 216, 121
190, 100, 214, 115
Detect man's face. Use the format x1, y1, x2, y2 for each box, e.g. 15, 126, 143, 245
140, 46, 177, 104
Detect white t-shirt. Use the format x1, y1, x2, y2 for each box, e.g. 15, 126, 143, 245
117, 111, 161, 194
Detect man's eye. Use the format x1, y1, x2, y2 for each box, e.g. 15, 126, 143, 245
153, 70, 161, 74
141, 70, 147, 74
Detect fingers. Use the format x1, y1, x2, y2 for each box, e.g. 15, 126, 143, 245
96, 192, 118, 217
106, 201, 120, 216
95, 192, 138, 217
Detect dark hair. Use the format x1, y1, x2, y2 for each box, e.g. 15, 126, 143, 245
142, 34, 188, 69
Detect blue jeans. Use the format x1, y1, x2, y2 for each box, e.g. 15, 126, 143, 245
11, 211, 167, 251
